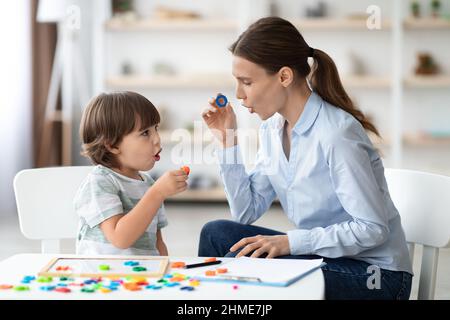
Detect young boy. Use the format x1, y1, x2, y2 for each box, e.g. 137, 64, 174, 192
74, 91, 188, 255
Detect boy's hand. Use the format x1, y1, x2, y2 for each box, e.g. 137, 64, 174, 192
153, 170, 188, 199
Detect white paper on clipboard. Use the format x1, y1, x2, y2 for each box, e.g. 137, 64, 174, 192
195, 257, 324, 287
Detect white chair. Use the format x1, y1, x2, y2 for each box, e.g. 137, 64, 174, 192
385, 168, 450, 300
13, 166, 93, 254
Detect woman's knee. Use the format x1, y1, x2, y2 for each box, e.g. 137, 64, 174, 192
224, 251, 238, 258
200, 219, 238, 240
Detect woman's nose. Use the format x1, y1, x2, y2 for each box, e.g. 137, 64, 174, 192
235, 87, 246, 100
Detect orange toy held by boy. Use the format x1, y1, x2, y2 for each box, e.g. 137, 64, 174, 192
180, 166, 190, 176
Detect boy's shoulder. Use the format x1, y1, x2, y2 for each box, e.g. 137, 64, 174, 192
74, 165, 120, 208
79, 166, 156, 193
89, 164, 118, 181
79, 165, 120, 192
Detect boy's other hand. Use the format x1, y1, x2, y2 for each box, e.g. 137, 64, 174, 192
153, 170, 188, 199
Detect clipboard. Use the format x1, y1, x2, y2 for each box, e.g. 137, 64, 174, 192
194, 257, 325, 287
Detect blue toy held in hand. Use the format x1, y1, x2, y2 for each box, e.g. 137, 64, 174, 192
215, 94, 228, 108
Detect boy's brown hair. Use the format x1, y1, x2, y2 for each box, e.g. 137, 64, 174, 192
80, 91, 160, 168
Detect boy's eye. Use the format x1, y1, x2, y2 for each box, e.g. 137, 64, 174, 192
141, 130, 149, 136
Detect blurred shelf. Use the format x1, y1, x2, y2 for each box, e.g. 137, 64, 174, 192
403, 133, 450, 147
293, 18, 391, 30
108, 74, 393, 89
404, 75, 450, 88
107, 75, 450, 90
166, 187, 227, 202
106, 74, 235, 89
342, 75, 450, 89
105, 18, 238, 32
104, 17, 450, 32
343, 75, 391, 88
404, 17, 450, 29
369, 132, 450, 148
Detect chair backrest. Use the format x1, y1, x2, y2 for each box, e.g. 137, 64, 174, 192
13, 166, 93, 253
384, 168, 450, 300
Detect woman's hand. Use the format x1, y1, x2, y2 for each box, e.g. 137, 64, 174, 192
201, 94, 238, 148
229, 235, 291, 258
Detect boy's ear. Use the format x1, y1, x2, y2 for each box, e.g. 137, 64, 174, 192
105, 143, 120, 155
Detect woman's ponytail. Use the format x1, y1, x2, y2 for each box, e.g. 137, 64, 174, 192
309, 49, 380, 137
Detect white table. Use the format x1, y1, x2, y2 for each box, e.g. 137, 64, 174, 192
0, 254, 324, 300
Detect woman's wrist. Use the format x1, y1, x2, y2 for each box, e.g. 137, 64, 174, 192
221, 131, 238, 148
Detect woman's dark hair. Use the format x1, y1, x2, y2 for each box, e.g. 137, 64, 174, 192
80, 91, 160, 168
229, 17, 379, 137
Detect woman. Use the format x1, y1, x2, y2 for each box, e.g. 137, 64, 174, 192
199, 17, 412, 300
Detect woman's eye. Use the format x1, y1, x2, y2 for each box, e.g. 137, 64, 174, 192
243, 82, 251, 86
141, 130, 149, 136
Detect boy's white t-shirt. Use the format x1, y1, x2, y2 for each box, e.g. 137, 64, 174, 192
74, 165, 168, 256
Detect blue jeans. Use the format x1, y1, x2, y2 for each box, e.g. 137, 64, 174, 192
198, 219, 412, 300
